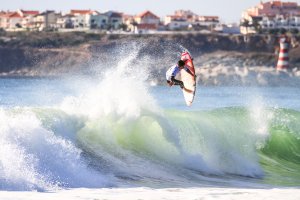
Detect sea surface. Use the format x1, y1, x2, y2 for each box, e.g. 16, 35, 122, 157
1, 44, 300, 200
0, 75, 299, 193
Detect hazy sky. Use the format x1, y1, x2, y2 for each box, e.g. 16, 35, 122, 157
0, 0, 299, 23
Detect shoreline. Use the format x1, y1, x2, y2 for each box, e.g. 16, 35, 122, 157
1, 66, 300, 87
1, 187, 300, 200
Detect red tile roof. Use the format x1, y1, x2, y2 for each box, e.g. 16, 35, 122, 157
70, 10, 93, 15
0, 11, 6, 16
268, 1, 297, 7
20, 10, 39, 15
137, 10, 159, 19
8, 12, 23, 18
0, 11, 14, 17
271, 1, 283, 6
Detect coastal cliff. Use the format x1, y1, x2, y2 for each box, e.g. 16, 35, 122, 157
1, 32, 300, 85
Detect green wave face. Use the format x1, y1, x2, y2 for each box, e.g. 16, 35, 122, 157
34, 107, 300, 187
259, 109, 300, 186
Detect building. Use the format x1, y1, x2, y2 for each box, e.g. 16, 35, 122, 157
57, 14, 76, 29
164, 10, 196, 30
173, 10, 196, 23
166, 18, 190, 30
122, 14, 135, 31
0, 10, 39, 30
241, 0, 300, 34
0, 11, 23, 30
104, 11, 123, 30
57, 10, 108, 30
70, 10, 97, 29
33, 10, 60, 30
18, 10, 39, 29
132, 11, 161, 33
196, 16, 219, 27
165, 10, 220, 31
90, 13, 108, 29
135, 10, 160, 26
0, 11, 6, 28
214, 23, 241, 34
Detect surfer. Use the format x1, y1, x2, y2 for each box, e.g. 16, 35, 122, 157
166, 60, 194, 89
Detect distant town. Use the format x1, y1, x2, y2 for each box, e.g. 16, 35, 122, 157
0, 0, 300, 35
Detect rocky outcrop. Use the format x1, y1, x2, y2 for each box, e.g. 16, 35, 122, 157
0, 32, 300, 85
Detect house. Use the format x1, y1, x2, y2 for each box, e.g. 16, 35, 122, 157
241, 0, 300, 34
0, 11, 24, 30
242, 1, 300, 21
57, 14, 75, 28
214, 23, 240, 34
165, 17, 189, 30
0, 12, 13, 29
0, 9, 39, 30
196, 16, 219, 26
104, 11, 123, 29
132, 10, 160, 33
134, 10, 160, 26
164, 10, 195, 30
190, 16, 219, 31
62, 10, 108, 29
173, 10, 196, 22
165, 10, 219, 31
18, 9, 39, 29
90, 13, 108, 29
34, 10, 59, 30
122, 14, 135, 31
135, 23, 158, 34
8, 12, 23, 29
70, 10, 95, 28
0, 11, 6, 28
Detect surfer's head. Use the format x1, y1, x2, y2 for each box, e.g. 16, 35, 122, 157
178, 60, 185, 68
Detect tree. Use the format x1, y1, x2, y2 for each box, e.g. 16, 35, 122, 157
252, 19, 262, 33
119, 23, 128, 31
130, 20, 138, 33
240, 19, 250, 34
15, 23, 22, 28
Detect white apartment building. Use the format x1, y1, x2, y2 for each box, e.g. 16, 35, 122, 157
241, 0, 300, 34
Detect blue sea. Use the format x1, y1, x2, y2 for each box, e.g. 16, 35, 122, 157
0, 73, 300, 194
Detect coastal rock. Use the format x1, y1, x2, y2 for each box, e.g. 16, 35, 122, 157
0, 32, 300, 86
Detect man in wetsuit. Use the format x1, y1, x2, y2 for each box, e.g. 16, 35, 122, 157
166, 60, 193, 89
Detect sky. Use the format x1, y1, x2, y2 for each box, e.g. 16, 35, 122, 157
0, 0, 299, 23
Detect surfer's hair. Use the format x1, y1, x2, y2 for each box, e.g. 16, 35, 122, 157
178, 60, 185, 67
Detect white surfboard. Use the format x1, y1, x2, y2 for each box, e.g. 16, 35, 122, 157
180, 51, 196, 106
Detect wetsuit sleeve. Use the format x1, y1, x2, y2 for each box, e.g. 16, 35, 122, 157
171, 67, 180, 77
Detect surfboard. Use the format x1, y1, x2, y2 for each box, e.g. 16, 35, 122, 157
180, 51, 196, 106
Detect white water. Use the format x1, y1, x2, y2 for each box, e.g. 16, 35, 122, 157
0, 45, 300, 198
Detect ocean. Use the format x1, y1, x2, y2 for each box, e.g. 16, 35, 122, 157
0, 58, 300, 199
